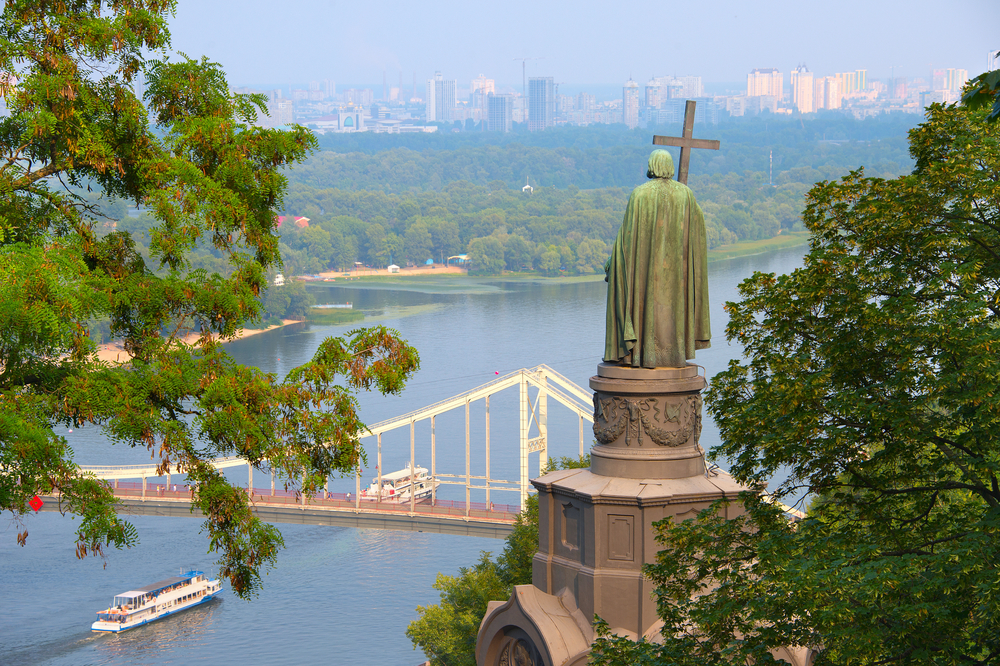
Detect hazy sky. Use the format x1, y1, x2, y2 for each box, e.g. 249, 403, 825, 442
167, 0, 997, 89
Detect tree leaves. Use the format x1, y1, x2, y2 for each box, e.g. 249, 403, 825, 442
962, 67, 1000, 123
0, 1, 418, 599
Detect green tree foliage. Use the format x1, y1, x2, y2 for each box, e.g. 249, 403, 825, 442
468, 235, 505, 275
573, 239, 600, 273
963, 62, 1000, 122
504, 234, 533, 271
404, 221, 432, 264
539, 249, 561, 275
0, 1, 419, 598
406, 555, 510, 666
408, 456, 590, 666
591, 102, 1000, 664
259, 281, 314, 325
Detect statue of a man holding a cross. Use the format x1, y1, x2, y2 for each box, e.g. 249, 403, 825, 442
604, 103, 717, 368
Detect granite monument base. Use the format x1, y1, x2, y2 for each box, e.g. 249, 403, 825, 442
477, 363, 767, 666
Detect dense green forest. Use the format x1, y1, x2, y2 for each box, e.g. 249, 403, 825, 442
102, 115, 918, 279
275, 114, 917, 275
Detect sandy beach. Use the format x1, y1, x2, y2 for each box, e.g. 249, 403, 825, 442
94, 319, 301, 364
316, 263, 468, 279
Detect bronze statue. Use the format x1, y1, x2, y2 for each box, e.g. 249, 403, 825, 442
604, 149, 711, 368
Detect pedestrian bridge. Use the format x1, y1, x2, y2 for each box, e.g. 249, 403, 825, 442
54, 365, 595, 539
42, 484, 520, 539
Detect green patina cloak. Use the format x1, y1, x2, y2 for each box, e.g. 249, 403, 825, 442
604, 151, 711, 368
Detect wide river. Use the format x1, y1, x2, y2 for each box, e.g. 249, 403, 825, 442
1, 245, 805, 665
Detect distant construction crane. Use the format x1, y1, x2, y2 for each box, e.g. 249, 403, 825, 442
513, 56, 543, 99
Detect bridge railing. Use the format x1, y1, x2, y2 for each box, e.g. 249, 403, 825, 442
103, 482, 520, 522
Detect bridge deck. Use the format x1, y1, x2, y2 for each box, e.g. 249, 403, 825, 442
39, 485, 518, 540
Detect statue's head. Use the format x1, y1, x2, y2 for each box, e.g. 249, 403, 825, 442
646, 149, 674, 180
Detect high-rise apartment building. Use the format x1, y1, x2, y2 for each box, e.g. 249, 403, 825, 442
266, 99, 293, 127
345, 88, 374, 107
790, 65, 814, 113
471, 74, 495, 95
426, 72, 457, 122
814, 76, 842, 110
748, 68, 783, 99
674, 76, 703, 99
645, 79, 663, 109
528, 77, 555, 131
470, 74, 495, 122
934, 68, 968, 92
835, 70, 867, 97
834, 71, 852, 98
650, 76, 703, 100
892, 78, 907, 100
323, 79, 335, 98
623, 77, 640, 129
487, 93, 513, 132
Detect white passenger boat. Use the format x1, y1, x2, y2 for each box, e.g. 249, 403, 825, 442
92, 570, 222, 633
360, 465, 439, 503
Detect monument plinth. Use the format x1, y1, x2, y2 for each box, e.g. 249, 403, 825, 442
590, 363, 706, 479
477, 363, 750, 666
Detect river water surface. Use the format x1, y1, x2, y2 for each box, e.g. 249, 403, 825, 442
0, 246, 805, 665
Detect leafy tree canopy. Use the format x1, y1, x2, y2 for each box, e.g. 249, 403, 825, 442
962, 57, 1000, 122
0, 0, 418, 598
592, 99, 1000, 665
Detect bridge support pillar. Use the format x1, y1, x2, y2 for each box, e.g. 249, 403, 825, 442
519, 374, 530, 511
538, 371, 548, 475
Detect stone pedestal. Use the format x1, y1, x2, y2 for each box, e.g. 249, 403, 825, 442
590, 363, 707, 479
476, 363, 753, 666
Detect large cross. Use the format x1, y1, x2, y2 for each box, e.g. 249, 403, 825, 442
652, 100, 720, 184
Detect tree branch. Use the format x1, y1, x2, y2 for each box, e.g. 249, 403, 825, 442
14, 161, 66, 190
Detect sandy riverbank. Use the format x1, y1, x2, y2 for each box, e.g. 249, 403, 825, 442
305, 232, 808, 282
94, 319, 302, 364
315, 264, 468, 279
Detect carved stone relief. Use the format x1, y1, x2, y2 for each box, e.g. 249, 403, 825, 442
592, 393, 702, 447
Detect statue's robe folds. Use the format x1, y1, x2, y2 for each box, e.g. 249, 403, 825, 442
604, 178, 711, 368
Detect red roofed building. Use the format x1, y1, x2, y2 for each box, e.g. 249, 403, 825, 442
276, 216, 310, 228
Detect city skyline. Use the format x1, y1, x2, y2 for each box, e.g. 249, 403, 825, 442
167, 0, 995, 89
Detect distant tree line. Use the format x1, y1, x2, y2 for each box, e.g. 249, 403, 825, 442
101, 118, 917, 278
271, 117, 916, 275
